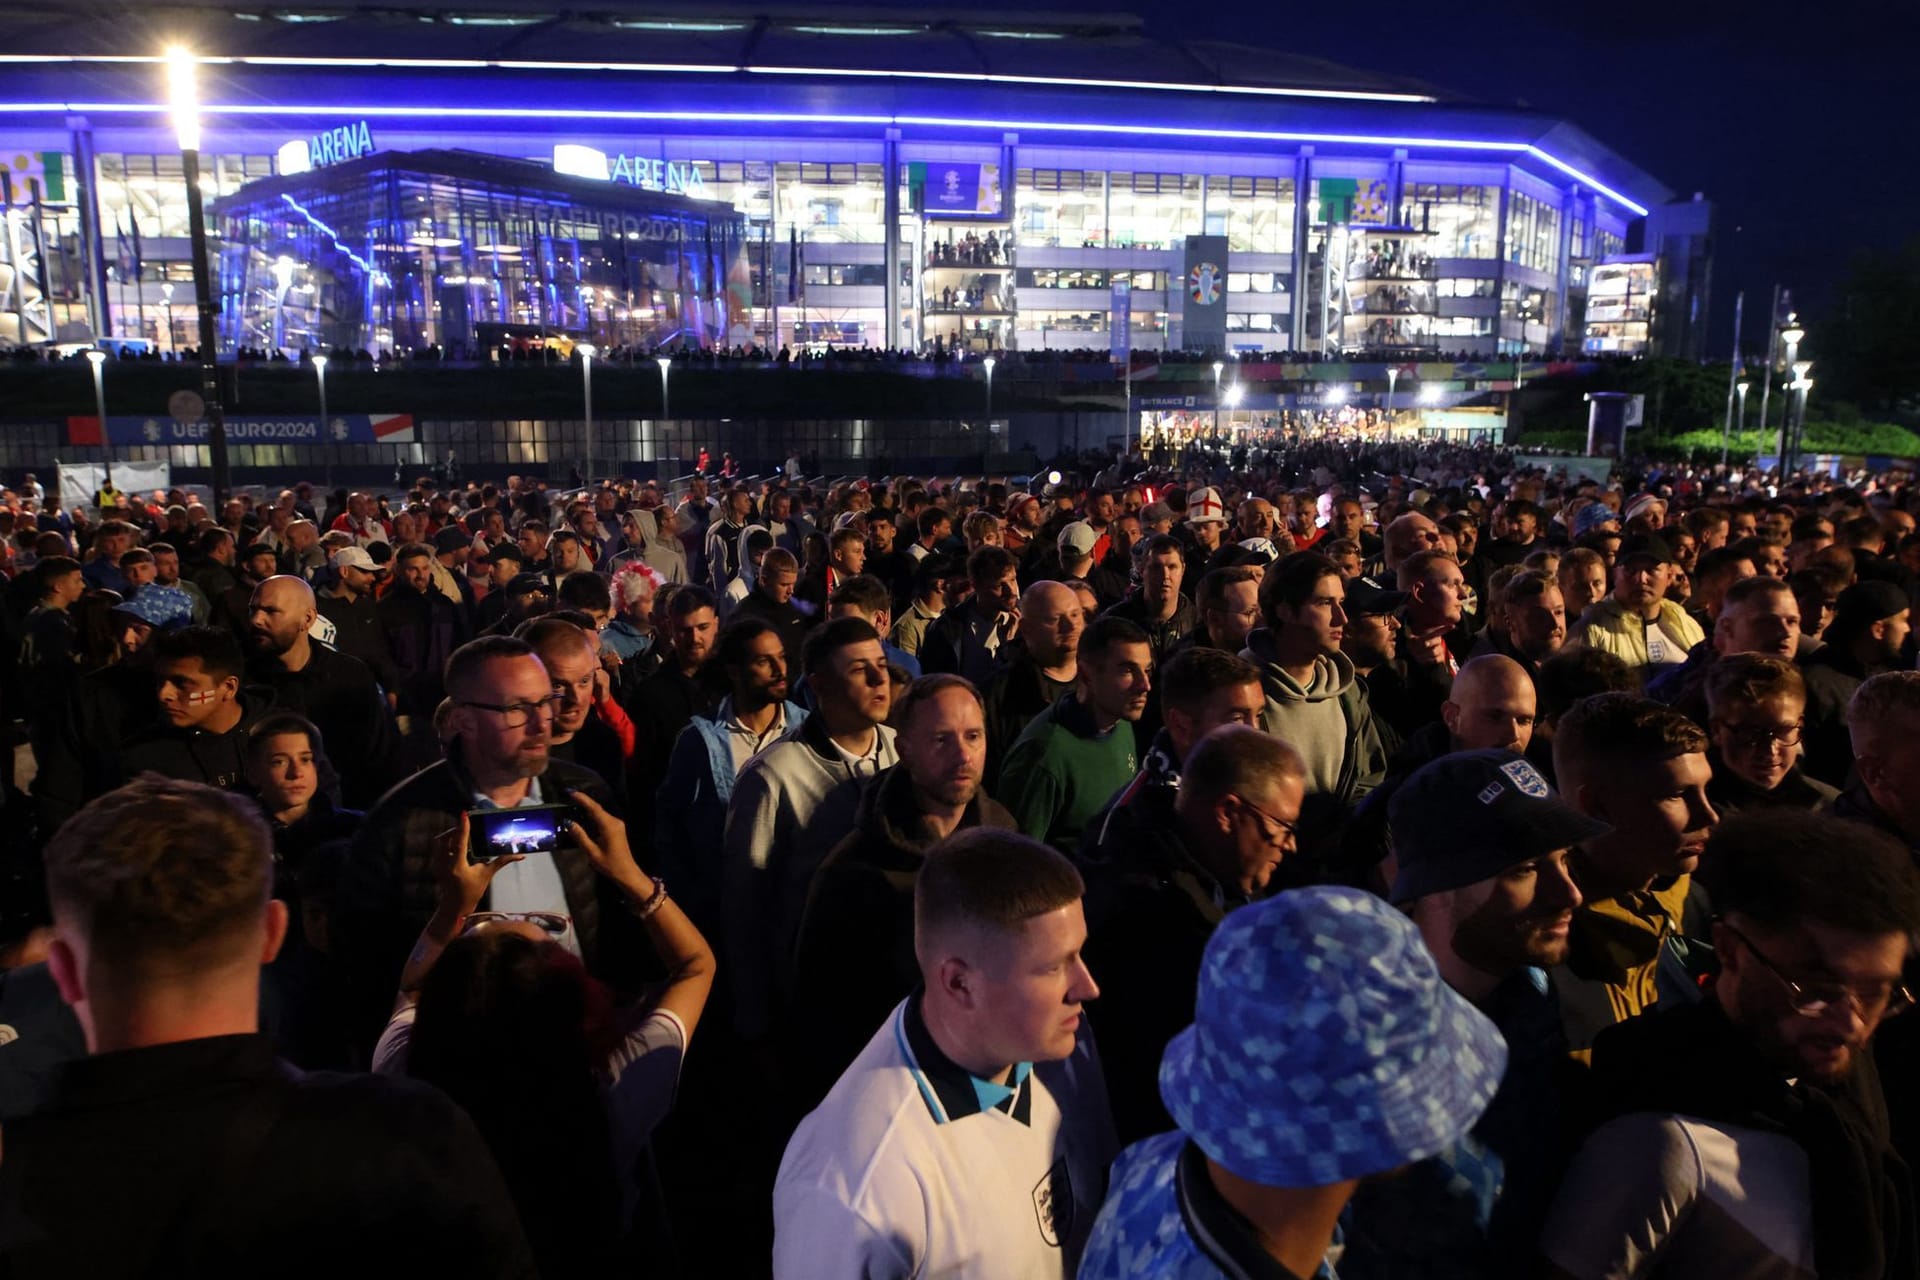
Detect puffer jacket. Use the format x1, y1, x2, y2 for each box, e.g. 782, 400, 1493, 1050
1573, 597, 1705, 669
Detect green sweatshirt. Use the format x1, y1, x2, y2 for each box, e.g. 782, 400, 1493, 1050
999, 693, 1141, 853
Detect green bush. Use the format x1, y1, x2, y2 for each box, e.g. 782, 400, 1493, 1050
1518, 420, 1920, 460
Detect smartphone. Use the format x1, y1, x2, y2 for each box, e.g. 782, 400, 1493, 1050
467, 804, 575, 863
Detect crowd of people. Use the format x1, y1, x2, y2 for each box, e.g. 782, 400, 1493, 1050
3, 440, 1920, 1278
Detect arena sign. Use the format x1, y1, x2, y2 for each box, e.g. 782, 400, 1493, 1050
67, 413, 417, 447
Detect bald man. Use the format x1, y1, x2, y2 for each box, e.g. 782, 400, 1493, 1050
1341, 656, 1539, 892
524, 617, 628, 803
1368, 511, 1445, 583
245, 575, 396, 805
981, 580, 1084, 792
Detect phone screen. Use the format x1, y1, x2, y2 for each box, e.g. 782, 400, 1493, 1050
467, 804, 570, 862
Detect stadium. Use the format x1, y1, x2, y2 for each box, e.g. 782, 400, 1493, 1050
1, 3, 1712, 362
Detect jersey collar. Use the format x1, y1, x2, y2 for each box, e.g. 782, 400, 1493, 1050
897, 992, 1035, 1126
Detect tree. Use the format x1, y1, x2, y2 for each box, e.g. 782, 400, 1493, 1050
1817, 237, 1920, 415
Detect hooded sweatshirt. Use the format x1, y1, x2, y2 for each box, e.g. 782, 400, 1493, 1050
1243, 630, 1361, 797
606, 509, 687, 586
721, 524, 768, 618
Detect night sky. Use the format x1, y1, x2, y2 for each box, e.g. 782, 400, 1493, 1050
864, 0, 1914, 358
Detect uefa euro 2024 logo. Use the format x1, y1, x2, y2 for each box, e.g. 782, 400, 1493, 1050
1189, 262, 1222, 307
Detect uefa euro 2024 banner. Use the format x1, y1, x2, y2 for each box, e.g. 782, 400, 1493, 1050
68, 414, 418, 448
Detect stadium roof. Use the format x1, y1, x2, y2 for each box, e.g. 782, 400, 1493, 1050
0, 3, 1675, 212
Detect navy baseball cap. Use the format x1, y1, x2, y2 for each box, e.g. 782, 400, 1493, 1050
1388, 749, 1611, 904
1346, 579, 1408, 617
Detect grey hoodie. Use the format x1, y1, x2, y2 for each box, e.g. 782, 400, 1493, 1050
1241, 628, 1386, 809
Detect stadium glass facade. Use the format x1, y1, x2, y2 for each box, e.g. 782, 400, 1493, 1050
0, 8, 1709, 362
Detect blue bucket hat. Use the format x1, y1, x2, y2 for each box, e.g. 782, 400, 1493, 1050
1158, 886, 1507, 1187
1573, 500, 1620, 538
110, 584, 194, 631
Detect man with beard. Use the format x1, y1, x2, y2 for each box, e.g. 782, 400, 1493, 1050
1468, 570, 1566, 686
791, 675, 1018, 1099
626, 585, 722, 832
978, 579, 1082, 792
1552, 693, 1718, 1057
316, 547, 400, 707
378, 543, 463, 728
331, 635, 618, 1053
1338, 749, 1605, 1279
1544, 811, 1920, 1280
655, 617, 807, 936
213, 543, 282, 638
243, 575, 395, 808
724, 616, 898, 1044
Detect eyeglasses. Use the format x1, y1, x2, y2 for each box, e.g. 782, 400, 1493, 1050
463, 911, 571, 935
1229, 793, 1298, 850
1720, 921, 1912, 1020
459, 694, 561, 728
1714, 720, 1804, 752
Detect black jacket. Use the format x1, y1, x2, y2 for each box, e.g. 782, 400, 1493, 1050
245, 642, 397, 808
1103, 591, 1197, 667
731, 590, 812, 666
790, 767, 1016, 1103
1080, 797, 1247, 1145
332, 753, 618, 1053
0, 1033, 536, 1278
118, 688, 277, 794
377, 584, 464, 717
315, 589, 400, 698
32, 659, 163, 835
979, 643, 1075, 793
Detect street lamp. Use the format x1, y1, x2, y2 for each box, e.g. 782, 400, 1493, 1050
312, 352, 329, 435
578, 343, 596, 486
983, 356, 997, 475
1223, 381, 1244, 434
1727, 378, 1749, 468
161, 281, 175, 355
1385, 367, 1399, 439
86, 349, 111, 488
1787, 360, 1813, 474
166, 46, 231, 506
656, 355, 672, 421
1212, 360, 1224, 437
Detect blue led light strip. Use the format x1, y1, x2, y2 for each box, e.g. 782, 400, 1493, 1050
0, 53, 1437, 104
0, 100, 1651, 216
278, 192, 383, 280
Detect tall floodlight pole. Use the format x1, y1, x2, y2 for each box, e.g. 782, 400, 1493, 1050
87, 349, 111, 488
1788, 362, 1813, 475
167, 47, 230, 506
657, 355, 671, 422
1727, 379, 1749, 469
578, 343, 596, 487
1386, 367, 1399, 441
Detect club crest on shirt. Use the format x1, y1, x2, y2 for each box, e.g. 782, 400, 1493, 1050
1032, 1157, 1073, 1247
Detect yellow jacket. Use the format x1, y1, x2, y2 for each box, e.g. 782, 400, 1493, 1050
1573, 597, 1705, 669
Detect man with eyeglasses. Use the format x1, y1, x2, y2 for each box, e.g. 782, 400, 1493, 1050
334, 634, 619, 1054
1543, 810, 1920, 1280
1702, 654, 1836, 815
1081, 724, 1304, 1144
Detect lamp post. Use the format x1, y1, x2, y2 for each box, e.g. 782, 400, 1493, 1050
1775, 321, 1804, 469
166, 47, 230, 506
86, 349, 111, 488
161, 281, 175, 356
1728, 379, 1749, 469
577, 343, 596, 487
1787, 361, 1813, 475
1386, 367, 1399, 440
313, 353, 331, 487
983, 355, 996, 476
1212, 359, 1224, 438
656, 355, 671, 422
